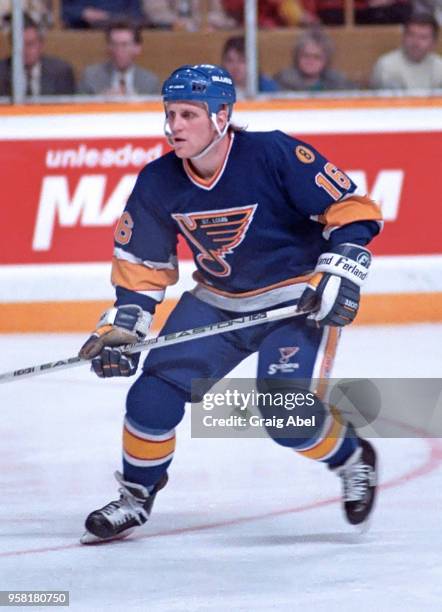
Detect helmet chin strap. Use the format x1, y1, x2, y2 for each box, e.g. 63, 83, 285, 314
190, 113, 230, 161
163, 117, 175, 147
163, 111, 230, 161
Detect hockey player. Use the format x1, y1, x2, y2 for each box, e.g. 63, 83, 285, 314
79, 64, 383, 544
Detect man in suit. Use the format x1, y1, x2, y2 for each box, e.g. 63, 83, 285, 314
78, 19, 159, 95
0, 14, 76, 96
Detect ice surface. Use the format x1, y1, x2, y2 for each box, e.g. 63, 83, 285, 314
0, 325, 441, 611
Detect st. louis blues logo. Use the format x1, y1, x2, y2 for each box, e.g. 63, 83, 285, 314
278, 347, 300, 363
172, 204, 257, 277
268, 346, 300, 375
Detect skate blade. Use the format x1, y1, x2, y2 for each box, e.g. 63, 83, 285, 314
80, 528, 134, 545
349, 514, 372, 535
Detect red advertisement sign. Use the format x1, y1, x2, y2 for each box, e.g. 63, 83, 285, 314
2, 131, 441, 265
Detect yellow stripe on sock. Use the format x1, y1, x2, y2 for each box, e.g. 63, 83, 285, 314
297, 408, 344, 461
123, 427, 176, 460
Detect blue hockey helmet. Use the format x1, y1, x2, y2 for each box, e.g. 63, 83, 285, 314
162, 64, 236, 118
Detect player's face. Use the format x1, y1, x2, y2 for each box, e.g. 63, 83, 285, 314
165, 102, 219, 158
403, 24, 435, 63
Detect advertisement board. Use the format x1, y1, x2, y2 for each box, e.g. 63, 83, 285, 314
2, 131, 440, 264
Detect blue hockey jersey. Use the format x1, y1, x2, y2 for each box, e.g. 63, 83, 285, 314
112, 130, 382, 313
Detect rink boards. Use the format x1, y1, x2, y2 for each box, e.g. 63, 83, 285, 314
1, 98, 441, 331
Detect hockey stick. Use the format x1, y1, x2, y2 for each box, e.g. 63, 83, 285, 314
0, 304, 309, 384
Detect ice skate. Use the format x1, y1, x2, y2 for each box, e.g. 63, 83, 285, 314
80, 471, 168, 544
332, 439, 378, 531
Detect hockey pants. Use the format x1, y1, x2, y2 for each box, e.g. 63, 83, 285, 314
123, 292, 358, 490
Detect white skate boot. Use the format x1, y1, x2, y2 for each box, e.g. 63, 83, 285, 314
81, 471, 168, 544
332, 439, 378, 530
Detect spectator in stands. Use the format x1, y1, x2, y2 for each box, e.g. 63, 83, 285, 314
302, 0, 411, 25
0, 13, 75, 96
221, 0, 284, 27
78, 20, 159, 95
222, 0, 318, 28
370, 12, 442, 89
141, 0, 180, 29
221, 35, 279, 95
275, 27, 356, 92
147, 0, 315, 31
141, 1, 238, 31
0, 1, 53, 29
62, 0, 145, 29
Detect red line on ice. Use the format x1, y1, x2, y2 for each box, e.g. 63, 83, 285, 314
1, 436, 442, 558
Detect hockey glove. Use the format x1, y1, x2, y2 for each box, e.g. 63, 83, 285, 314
297, 244, 371, 327
79, 305, 152, 378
